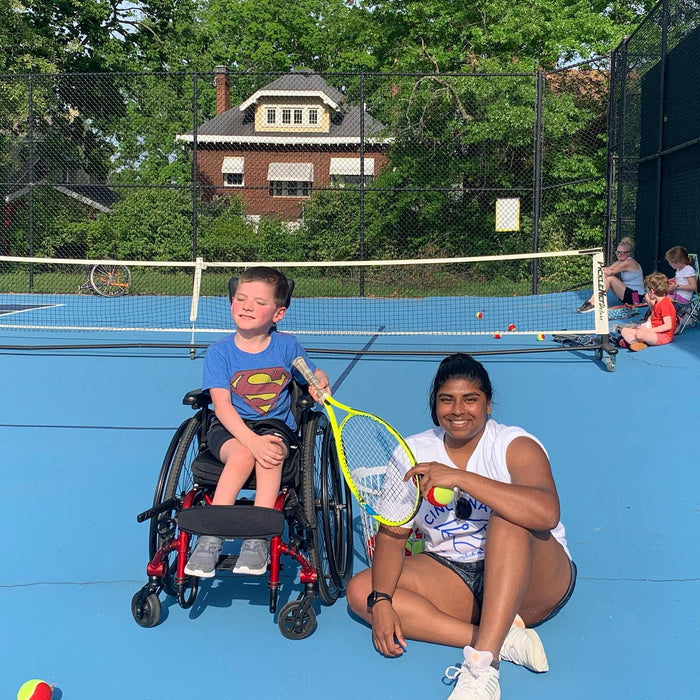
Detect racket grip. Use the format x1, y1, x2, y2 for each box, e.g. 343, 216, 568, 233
293, 356, 329, 400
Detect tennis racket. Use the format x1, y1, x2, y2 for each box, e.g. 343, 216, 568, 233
293, 357, 420, 527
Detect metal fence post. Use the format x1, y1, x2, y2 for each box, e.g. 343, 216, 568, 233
531, 69, 544, 294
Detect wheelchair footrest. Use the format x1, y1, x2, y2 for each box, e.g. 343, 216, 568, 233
177, 505, 285, 539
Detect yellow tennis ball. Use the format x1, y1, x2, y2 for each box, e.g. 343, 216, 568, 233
426, 486, 454, 506
536, 333, 545, 341
17, 680, 53, 700
475, 311, 483, 319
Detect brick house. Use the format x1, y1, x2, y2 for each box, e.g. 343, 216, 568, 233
176, 68, 391, 220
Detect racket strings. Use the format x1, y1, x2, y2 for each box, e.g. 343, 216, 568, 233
338, 414, 417, 525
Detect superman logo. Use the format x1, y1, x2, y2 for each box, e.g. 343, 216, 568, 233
231, 367, 290, 415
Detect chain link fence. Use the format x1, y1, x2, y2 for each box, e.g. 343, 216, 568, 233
2, 67, 607, 280
609, 0, 700, 274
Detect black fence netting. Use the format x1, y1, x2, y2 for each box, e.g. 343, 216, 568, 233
609, 0, 700, 275
1, 67, 607, 271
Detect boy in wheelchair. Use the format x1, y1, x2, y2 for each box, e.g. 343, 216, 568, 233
184, 266, 329, 578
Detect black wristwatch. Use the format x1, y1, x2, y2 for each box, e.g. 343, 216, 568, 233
367, 591, 393, 612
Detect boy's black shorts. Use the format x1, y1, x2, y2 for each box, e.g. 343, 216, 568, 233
206, 418, 296, 462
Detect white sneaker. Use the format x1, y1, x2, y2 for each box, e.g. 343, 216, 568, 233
233, 538, 269, 575
444, 647, 500, 700
500, 614, 549, 672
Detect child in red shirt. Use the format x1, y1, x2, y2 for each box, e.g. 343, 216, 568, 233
620, 272, 677, 351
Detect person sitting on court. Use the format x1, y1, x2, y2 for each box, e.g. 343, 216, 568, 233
665, 245, 697, 305
577, 236, 645, 312
345, 353, 576, 700
184, 266, 329, 578
619, 271, 677, 352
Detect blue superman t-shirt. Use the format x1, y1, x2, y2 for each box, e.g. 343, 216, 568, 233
202, 331, 316, 429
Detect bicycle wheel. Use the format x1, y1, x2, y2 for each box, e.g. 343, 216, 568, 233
90, 264, 131, 297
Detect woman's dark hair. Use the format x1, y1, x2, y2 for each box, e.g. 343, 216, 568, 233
429, 353, 493, 425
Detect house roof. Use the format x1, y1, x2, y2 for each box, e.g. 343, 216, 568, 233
239, 72, 346, 111
4, 184, 116, 213
176, 74, 390, 146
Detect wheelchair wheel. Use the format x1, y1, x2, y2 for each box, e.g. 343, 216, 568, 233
131, 590, 162, 628
149, 412, 202, 602
277, 599, 317, 640
90, 264, 131, 297
302, 411, 354, 605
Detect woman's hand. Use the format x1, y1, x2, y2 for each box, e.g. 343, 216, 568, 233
371, 602, 407, 657
405, 461, 462, 495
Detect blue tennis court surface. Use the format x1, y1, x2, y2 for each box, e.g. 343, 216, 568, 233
2, 327, 699, 699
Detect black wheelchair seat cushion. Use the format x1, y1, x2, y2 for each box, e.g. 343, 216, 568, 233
192, 418, 300, 489
177, 504, 285, 539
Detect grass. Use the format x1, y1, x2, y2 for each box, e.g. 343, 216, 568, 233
0, 262, 592, 299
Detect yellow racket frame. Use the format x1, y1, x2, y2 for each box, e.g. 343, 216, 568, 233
293, 357, 420, 526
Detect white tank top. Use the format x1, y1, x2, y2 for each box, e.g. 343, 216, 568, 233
403, 421, 570, 563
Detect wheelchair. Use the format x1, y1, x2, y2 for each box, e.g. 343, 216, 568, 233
131, 378, 354, 640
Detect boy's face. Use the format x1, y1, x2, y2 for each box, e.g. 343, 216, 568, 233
231, 280, 286, 332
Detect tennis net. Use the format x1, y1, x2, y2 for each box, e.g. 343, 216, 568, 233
0, 249, 609, 341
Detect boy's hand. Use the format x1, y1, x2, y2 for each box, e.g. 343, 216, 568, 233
249, 433, 288, 469
309, 369, 330, 403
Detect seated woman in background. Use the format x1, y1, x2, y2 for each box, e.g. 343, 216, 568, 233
577, 236, 645, 313
665, 246, 697, 305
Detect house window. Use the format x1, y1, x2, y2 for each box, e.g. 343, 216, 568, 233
329, 157, 375, 187
331, 174, 372, 188
308, 109, 318, 125
282, 109, 291, 124
224, 173, 244, 187
266, 108, 276, 125
269, 181, 312, 197
222, 157, 245, 187
267, 162, 314, 197
294, 109, 303, 124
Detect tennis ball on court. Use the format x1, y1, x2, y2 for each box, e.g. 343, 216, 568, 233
475, 311, 483, 319
536, 333, 545, 341
494, 333, 501, 339
508, 323, 516, 332
426, 486, 455, 507
17, 680, 53, 700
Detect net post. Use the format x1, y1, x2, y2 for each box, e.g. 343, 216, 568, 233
592, 250, 610, 334
189, 256, 205, 353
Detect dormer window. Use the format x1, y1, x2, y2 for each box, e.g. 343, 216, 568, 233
261, 106, 324, 129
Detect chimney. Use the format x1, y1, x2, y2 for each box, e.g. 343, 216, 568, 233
215, 65, 230, 115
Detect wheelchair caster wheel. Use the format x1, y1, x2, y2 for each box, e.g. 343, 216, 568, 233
595, 348, 603, 361
131, 590, 162, 628
278, 600, 317, 640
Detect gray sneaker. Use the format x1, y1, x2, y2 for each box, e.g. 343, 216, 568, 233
184, 535, 222, 578
577, 301, 594, 313
233, 538, 269, 575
